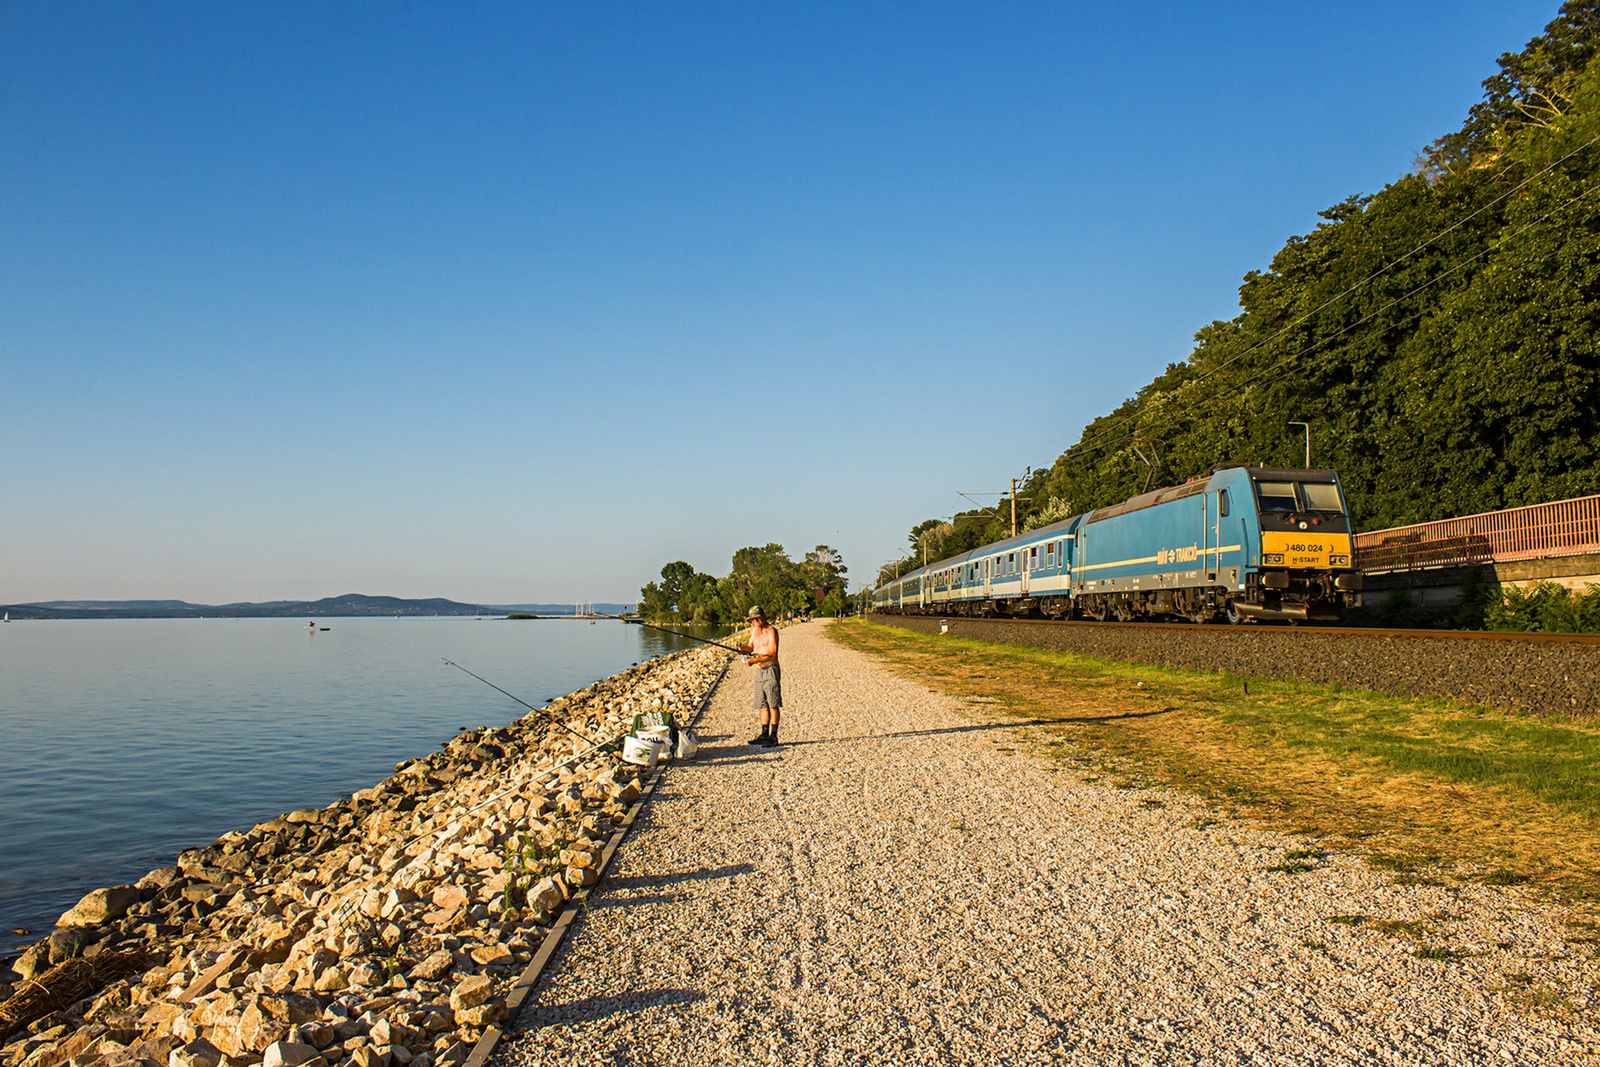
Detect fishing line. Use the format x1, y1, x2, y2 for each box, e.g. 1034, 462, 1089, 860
592, 614, 751, 656
443, 659, 605, 746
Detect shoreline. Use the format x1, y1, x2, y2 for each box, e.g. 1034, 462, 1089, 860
1, 645, 730, 1067
0, 616, 705, 955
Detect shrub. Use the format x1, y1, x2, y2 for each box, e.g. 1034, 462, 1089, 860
1485, 581, 1600, 633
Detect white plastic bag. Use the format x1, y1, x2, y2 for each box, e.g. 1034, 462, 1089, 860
674, 727, 700, 760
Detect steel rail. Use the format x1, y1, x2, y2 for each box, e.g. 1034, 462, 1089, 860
866, 613, 1600, 645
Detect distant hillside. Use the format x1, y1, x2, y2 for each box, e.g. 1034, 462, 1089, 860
6, 594, 477, 620
0, 595, 639, 620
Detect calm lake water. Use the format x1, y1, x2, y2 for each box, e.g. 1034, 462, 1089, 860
0, 617, 726, 958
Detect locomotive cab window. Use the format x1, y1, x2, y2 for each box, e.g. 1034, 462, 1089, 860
1255, 481, 1298, 512
1217, 490, 1230, 517
1300, 483, 1344, 512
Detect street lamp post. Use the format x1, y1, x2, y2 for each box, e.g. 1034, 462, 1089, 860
1287, 421, 1311, 468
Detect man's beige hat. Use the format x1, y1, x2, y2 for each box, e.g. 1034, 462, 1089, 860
747, 605, 764, 619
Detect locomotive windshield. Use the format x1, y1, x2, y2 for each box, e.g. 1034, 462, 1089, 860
1255, 479, 1344, 514
1300, 483, 1344, 512
1255, 481, 1299, 512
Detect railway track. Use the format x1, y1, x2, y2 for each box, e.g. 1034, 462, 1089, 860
866, 613, 1600, 716
872, 613, 1600, 645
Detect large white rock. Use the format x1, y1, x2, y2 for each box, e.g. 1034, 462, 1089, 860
169, 1038, 224, 1067
408, 950, 454, 981
58, 885, 142, 927
448, 974, 493, 1011
262, 1041, 325, 1067
527, 877, 564, 916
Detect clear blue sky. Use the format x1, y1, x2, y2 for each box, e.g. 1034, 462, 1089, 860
0, 1, 1559, 603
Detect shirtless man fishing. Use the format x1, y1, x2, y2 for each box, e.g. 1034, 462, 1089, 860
737, 605, 782, 747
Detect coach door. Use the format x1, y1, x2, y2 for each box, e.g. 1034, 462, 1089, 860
984, 557, 992, 598
1021, 547, 1032, 596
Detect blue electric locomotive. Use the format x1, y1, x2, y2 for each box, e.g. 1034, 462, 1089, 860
872, 465, 1361, 623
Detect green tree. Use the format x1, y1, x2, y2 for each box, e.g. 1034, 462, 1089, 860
638, 561, 722, 623
644, 543, 848, 624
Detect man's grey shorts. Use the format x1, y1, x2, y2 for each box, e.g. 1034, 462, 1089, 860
753, 664, 782, 709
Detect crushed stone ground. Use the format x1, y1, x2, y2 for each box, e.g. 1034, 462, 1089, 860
498, 622, 1599, 1066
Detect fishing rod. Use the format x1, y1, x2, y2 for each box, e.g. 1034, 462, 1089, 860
591, 613, 752, 656
442, 658, 604, 746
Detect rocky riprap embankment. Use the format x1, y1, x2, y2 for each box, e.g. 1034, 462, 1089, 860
1, 645, 729, 1067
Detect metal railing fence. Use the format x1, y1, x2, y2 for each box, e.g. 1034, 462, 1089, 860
1354, 494, 1600, 574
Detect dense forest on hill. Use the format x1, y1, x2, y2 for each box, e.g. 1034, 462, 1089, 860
884, 1, 1600, 586
639, 545, 848, 624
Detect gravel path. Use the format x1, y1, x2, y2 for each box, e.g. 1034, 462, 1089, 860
499, 622, 1598, 1065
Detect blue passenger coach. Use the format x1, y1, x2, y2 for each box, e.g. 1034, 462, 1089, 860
871, 465, 1361, 623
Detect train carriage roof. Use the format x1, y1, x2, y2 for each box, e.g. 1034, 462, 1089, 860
873, 465, 1345, 595
1085, 465, 1342, 524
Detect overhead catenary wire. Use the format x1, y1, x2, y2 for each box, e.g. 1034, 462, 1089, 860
880, 138, 1600, 586
1059, 130, 1600, 461
1203, 176, 1600, 400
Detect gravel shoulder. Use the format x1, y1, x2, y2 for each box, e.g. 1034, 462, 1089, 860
500, 621, 1599, 1066
870, 613, 1600, 718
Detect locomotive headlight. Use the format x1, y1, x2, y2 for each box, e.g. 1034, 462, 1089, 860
1330, 554, 1350, 566
1262, 553, 1285, 565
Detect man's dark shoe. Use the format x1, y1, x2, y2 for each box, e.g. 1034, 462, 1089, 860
749, 728, 770, 746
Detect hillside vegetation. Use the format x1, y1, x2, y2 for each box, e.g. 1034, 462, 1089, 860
888, 2, 1600, 585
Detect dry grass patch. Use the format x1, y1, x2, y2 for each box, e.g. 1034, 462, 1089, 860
826, 618, 1600, 902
